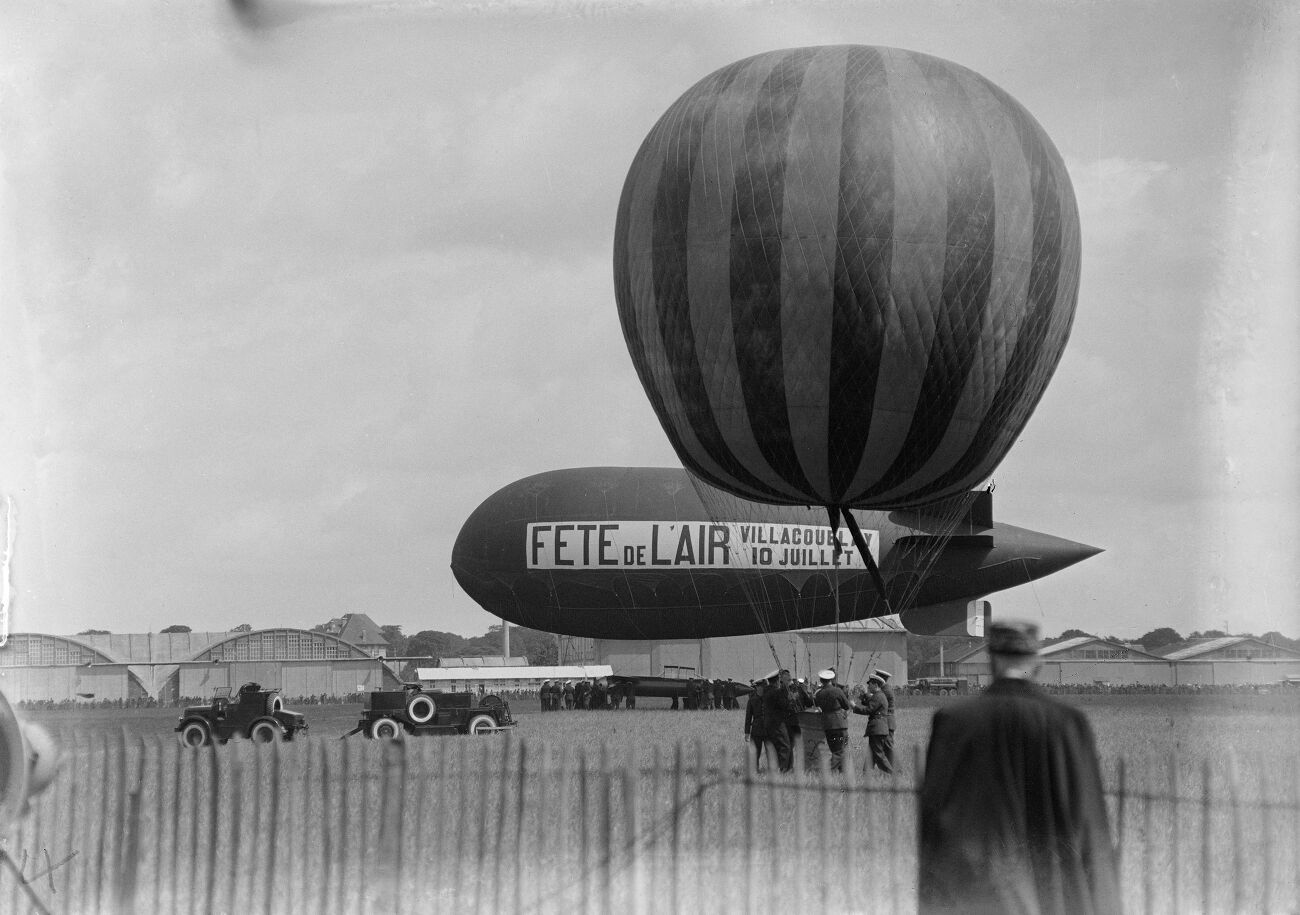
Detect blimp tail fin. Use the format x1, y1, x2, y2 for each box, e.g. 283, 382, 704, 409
911, 489, 993, 531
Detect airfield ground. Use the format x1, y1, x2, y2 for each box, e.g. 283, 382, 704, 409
7, 693, 1299, 914
24, 691, 1300, 769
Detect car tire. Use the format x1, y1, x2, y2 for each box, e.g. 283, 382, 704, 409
369, 717, 403, 740
467, 713, 496, 735
178, 720, 211, 748
406, 694, 436, 724
479, 694, 504, 708
266, 694, 284, 715
249, 718, 283, 744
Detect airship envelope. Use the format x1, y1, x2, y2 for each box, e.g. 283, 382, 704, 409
451, 468, 1101, 640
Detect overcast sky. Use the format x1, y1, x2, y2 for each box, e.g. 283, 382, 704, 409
1, 0, 1296, 643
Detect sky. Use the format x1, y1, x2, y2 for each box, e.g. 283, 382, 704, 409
0, 0, 1296, 643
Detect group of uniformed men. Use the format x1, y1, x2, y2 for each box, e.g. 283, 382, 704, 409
742, 666, 895, 775
676, 678, 744, 710
537, 678, 634, 711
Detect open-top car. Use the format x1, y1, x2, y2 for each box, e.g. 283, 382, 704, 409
344, 684, 515, 739
175, 682, 309, 747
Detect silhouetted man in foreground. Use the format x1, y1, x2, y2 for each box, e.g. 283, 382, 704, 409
918, 620, 1121, 915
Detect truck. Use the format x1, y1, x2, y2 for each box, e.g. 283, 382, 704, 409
176, 682, 309, 746
344, 683, 516, 739
907, 677, 971, 696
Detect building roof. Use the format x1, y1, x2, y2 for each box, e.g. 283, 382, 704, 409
321, 613, 389, 647
438, 656, 530, 668
1040, 636, 1163, 659
1040, 636, 1096, 655
1155, 635, 1300, 660
799, 615, 907, 634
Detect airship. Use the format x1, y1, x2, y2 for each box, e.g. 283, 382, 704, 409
451, 467, 1100, 640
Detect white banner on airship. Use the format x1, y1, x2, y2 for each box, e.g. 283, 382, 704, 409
526, 521, 878, 571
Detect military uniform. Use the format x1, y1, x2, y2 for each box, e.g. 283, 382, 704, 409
743, 683, 768, 772
813, 672, 850, 772
760, 670, 793, 772
855, 676, 893, 774
875, 668, 896, 737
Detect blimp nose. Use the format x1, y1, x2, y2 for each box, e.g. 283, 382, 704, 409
988, 523, 1103, 580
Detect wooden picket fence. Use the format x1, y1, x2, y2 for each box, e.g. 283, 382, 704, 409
2, 734, 1298, 914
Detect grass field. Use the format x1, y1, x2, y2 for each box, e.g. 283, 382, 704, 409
25, 691, 1300, 771
5, 693, 1299, 915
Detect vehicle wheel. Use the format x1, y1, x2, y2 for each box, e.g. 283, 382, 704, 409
248, 718, 284, 744
467, 714, 497, 735
405, 694, 436, 724
177, 720, 211, 748
266, 694, 284, 715
369, 717, 404, 740
479, 694, 503, 708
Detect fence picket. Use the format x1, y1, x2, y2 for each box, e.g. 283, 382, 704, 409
1201, 757, 1212, 913
5, 735, 1300, 915
1167, 752, 1178, 915
1226, 752, 1242, 915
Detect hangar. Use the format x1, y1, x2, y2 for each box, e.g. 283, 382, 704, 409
917, 634, 1300, 688
0, 633, 152, 703
0, 627, 402, 704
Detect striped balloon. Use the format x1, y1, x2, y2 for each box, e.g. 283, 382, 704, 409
614, 45, 1080, 510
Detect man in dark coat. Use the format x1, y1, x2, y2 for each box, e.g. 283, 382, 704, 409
812, 669, 850, 772
853, 674, 892, 774
742, 680, 768, 773
778, 669, 804, 752
874, 668, 896, 739
760, 669, 793, 772
918, 620, 1121, 915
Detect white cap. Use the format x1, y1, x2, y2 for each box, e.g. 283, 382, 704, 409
817, 668, 835, 681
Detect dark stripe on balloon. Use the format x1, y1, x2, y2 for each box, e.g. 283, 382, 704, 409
860, 56, 996, 502
640, 59, 794, 502
827, 46, 893, 503
614, 96, 696, 472
904, 86, 1078, 504
728, 47, 820, 500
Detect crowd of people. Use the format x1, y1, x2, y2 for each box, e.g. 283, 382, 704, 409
672, 677, 746, 710
537, 678, 637, 711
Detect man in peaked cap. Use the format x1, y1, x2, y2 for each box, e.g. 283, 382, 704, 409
759, 669, 793, 772
874, 668, 896, 740
811, 668, 850, 772
918, 620, 1119, 915
852, 674, 892, 774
